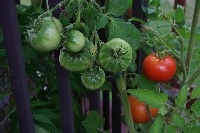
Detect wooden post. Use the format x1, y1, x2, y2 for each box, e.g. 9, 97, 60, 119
0, 0, 35, 133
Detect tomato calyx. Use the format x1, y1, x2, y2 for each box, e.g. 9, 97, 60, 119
155, 51, 167, 60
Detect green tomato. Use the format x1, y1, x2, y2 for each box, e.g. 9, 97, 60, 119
81, 66, 105, 90
59, 47, 92, 71
28, 17, 63, 52
98, 38, 132, 73
64, 30, 85, 52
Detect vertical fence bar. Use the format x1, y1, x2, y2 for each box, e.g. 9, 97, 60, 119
48, 0, 75, 133
132, 0, 148, 74
89, 90, 101, 112
103, 90, 110, 130
112, 80, 121, 133
0, 1, 35, 133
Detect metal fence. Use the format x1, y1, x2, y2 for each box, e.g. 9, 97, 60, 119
0, 0, 185, 133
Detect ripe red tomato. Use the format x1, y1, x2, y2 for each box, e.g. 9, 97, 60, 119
142, 53, 176, 82
128, 95, 159, 123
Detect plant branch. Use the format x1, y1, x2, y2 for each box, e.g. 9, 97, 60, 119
185, 0, 200, 76
146, 105, 154, 124
162, 11, 184, 62
185, 64, 200, 87
115, 75, 136, 133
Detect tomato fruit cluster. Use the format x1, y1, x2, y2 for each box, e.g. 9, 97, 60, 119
128, 95, 159, 123
142, 53, 176, 82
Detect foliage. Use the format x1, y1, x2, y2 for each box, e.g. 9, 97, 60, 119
1, 0, 200, 133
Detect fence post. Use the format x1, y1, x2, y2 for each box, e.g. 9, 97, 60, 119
0, 0, 35, 133
48, 0, 75, 133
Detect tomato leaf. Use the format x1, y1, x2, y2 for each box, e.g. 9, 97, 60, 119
175, 85, 189, 107
107, 0, 129, 17
108, 18, 141, 50
174, 5, 185, 23
82, 5, 108, 30
172, 113, 185, 129
190, 87, 200, 99
165, 125, 177, 133
190, 99, 200, 117
33, 114, 55, 127
127, 89, 168, 108
35, 124, 50, 133
184, 127, 200, 133
150, 114, 164, 133
82, 111, 107, 133
128, 51, 137, 72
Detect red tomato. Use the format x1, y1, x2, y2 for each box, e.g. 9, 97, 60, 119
128, 95, 159, 123
142, 53, 176, 82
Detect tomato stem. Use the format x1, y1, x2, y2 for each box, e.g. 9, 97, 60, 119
146, 105, 154, 124
114, 74, 136, 133
185, 0, 200, 76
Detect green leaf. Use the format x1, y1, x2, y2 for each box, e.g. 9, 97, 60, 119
33, 108, 60, 121
73, 21, 90, 37
175, 85, 189, 107
150, 114, 163, 133
190, 87, 200, 99
82, 111, 106, 133
108, 18, 141, 50
72, 97, 80, 117
107, 0, 129, 17
149, 0, 160, 8
190, 99, 200, 117
128, 51, 137, 72
184, 126, 200, 133
82, 5, 108, 30
35, 124, 50, 133
165, 125, 177, 133
129, 17, 146, 24
138, 74, 158, 91
22, 45, 38, 63
172, 113, 185, 129
127, 89, 168, 108
31, 101, 52, 107
174, 5, 185, 23
33, 114, 55, 127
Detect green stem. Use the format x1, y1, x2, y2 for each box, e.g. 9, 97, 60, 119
46, 0, 49, 10
105, 0, 110, 13
115, 75, 136, 133
146, 105, 154, 124
163, 11, 184, 62
77, 0, 81, 22
185, 0, 200, 76
37, 0, 69, 20
185, 64, 200, 87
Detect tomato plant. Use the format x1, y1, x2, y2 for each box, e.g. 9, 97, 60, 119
142, 53, 177, 82
2, 0, 200, 133
128, 95, 158, 123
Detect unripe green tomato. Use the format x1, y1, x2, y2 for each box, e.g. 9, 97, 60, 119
98, 38, 132, 73
64, 30, 85, 52
28, 17, 63, 52
59, 47, 92, 72
81, 66, 105, 90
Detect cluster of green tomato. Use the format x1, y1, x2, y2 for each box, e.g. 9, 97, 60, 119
28, 16, 133, 90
